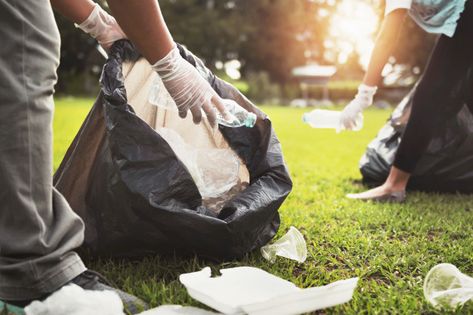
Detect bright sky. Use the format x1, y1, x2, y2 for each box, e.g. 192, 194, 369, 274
223, 0, 381, 79
325, 0, 379, 69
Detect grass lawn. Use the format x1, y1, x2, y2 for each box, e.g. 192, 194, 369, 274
54, 97, 473, 314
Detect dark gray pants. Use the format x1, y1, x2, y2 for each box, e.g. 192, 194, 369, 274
0, 0, 86, 300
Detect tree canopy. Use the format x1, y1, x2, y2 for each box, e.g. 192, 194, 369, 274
54, 0, 435, 93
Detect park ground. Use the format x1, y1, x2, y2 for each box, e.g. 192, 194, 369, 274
54, 97, 473, 314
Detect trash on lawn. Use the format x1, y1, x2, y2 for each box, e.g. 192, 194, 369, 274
24, 284, 124, 315
424, 263, 473, 310
23, 283, 218, 315
260, 226, 307, 263
140, 305, 219, 315
179, 266, 358, 315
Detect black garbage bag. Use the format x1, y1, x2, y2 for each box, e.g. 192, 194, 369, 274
53, 40, 292, 260
360, 74, 473, 193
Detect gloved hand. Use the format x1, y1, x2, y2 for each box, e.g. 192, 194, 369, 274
152, 45, 227, 126
339, 84, 378, 131
76, 4, 126, 51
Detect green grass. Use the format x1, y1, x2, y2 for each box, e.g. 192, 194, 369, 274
54, 97, 473, 314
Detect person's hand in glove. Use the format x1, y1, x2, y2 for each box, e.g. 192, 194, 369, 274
76, 3, 126, 51
339, 84, 378, 131
152, 45, 228, 126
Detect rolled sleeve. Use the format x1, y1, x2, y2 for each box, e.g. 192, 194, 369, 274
385, 0, 412, 16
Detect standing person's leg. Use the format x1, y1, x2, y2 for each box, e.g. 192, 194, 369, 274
348, 1, 473, 201
0, 2, 148, 312
0, 0, 86, 301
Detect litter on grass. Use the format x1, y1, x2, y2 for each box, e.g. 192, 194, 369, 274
424, 263, 473, 310
179, 266, 358, 315
260, 226, 307, 263
21, 267, 357, 315
24, 284, 124, 315
23, 285, 216, 315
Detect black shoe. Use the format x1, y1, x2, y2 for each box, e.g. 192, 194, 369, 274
3, 270, 148, 314
71, 270, 148, 314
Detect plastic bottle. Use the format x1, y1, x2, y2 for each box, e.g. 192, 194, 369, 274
217, 99, 257, 128
149, 76, 256, 128
302, 109, 363, 132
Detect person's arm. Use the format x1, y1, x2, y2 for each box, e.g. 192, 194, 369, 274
340, 9, 408, 131
50, 0, 126, 51
50, 0, 95, 24
105, 0, 174, 63
363, 9, 408, 86
107, 0, 227, 125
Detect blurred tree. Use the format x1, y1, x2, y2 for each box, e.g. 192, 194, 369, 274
333, 51, 365, 80
160, 0, 245, 70
236, 0, 335, 84
52, 0, 438, 94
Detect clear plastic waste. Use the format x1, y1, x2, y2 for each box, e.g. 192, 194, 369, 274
217, 99, 257, 128
149, 76, 256, 128
302, 109, 362, 132
424, 263, 473, 310
157, 128, 240, 200
260, 226, 307, 263
24, 284, 218, 315
24, 284, 124, 315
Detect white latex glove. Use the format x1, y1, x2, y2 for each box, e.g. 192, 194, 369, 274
152, 46, 227, 126
339, 84, 378, 131
76, 4, 126, 51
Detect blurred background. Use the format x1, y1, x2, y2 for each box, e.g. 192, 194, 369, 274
54, 0, 436, 107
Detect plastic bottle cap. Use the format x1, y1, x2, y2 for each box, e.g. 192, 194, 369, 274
245, 113, 257, 128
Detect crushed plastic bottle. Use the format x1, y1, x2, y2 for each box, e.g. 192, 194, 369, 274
302, 109, 363, 132
424, 263, 473, 310
217, 99, 257, 128
260, 226, 307, 263
149, 76, 256, 128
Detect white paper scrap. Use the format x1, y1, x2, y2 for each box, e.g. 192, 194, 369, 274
180, 266, 358, 315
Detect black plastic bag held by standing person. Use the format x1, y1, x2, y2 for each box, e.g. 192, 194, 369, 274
53, 41, 292, 260
360, 70, 473, 193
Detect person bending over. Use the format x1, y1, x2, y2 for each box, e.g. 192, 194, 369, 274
340, 0, 472, 202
